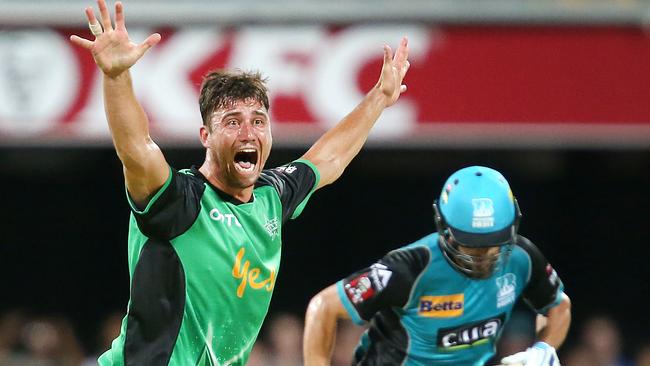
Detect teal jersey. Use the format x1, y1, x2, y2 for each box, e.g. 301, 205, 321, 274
99, 160, 319, 366
337, 233, 564, 366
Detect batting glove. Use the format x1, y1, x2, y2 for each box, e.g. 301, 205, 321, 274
500, 341, 560, 366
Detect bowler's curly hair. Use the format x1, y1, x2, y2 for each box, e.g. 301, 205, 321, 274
199, 70, 269, 128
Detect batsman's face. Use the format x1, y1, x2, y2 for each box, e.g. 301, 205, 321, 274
457, 245, 501, 258
201, 99, 272, 189
456, 244, 502, 278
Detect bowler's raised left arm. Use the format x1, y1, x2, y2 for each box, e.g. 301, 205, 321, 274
301, 37, 410, 190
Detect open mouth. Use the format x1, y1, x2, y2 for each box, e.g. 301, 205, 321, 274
234, 148, 259, 173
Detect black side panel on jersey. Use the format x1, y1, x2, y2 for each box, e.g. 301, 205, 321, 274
517, 235, 564, 311
341, 246, 430, 322
355, 309, 408, 366
257, 161, 316, 223
124, 239, 185, 366
133, 169, 205, 241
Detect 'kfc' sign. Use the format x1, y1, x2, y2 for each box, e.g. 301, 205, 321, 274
1, 25, 648, 146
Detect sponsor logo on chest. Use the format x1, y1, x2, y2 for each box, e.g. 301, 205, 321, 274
418, 294, 464, 318
437, 314, 505, 351
209, 206, 281, 241
209, 207, 242, 227
231, 247, 276, 298
496, 273, 516, 308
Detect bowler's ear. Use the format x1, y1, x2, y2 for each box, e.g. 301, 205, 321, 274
199, 125, 210, 148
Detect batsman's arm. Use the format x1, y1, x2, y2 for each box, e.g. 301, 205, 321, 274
303, 285, 351, 366
500, 293, 571, 366
535, 292, 572, 348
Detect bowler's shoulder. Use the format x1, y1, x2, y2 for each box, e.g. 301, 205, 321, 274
175, 166, 208, 185
171, 167, 209, 196
257, 161, 317, 186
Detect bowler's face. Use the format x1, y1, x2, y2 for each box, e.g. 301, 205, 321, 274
203, 99, 272, 189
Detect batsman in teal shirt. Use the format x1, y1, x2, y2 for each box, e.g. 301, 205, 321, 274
304, 166, 571, 366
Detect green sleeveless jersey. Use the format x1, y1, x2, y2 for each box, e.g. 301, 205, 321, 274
99, 159, 319, 366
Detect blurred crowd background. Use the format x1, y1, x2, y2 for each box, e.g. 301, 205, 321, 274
2, 309, 650, 366
1, 0, 649, 365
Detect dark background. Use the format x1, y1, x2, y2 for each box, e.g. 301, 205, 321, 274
1, 146, 649, 353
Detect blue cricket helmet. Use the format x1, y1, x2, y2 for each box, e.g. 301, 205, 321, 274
436, 166, 518, 247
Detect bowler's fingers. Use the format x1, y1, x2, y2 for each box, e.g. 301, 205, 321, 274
84, 6, 104, 38
400, 60, 411, 80
97, 0, 113, 32
383, 44, 394, 68
85, 6, 98, 25
114, 1, 126, 31
70, 35, 94, 49
135, 33, 162, 57
393, 36, 409, 68
71, 6, 98, 48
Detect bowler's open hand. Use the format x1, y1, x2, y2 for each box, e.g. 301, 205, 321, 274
376, 36, 411, 108
69, 0, 161, 78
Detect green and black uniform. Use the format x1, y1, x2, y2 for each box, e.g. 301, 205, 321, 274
99, 159, 319, 366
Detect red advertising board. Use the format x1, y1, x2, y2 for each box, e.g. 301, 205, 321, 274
0, 25, 648, 147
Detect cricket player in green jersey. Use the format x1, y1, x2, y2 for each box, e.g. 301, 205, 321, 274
70, 0, 410, 365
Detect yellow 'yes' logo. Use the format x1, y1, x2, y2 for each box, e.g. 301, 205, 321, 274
231, 247, 276, 298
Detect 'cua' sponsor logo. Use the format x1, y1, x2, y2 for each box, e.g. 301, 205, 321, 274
418, 294, 464, 317
437, 314, 505, 351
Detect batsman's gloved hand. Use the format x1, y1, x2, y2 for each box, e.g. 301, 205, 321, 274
500, 341, 560, 366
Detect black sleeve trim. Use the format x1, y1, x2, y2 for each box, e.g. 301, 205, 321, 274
257, 161, 317, 223
517, 235, 564, 312
132, 169, 205, 241
339, 246, 430, 322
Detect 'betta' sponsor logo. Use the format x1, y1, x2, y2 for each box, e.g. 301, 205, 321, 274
437, 314, 505, 351
418, 294, 464, 317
